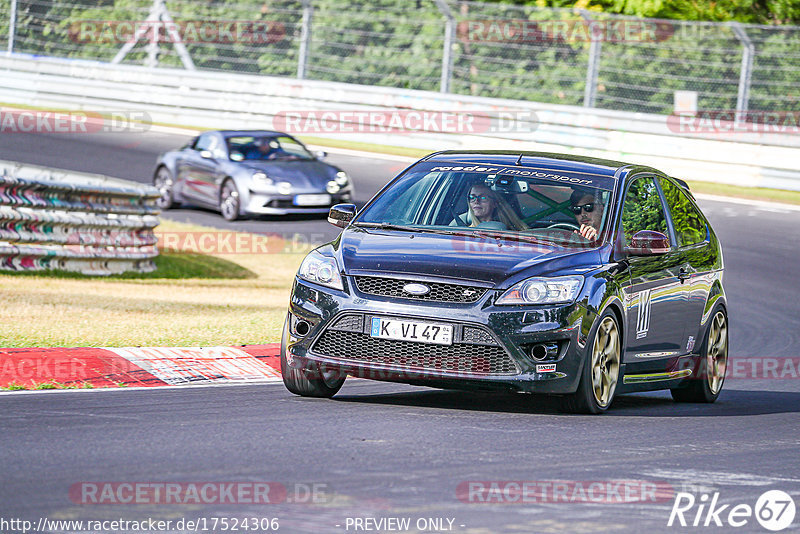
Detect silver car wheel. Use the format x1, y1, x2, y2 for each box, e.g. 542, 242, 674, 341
220, 181, 240, 221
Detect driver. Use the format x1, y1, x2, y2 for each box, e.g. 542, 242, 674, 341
245, 137, 280, 160
570, 187, 604, 241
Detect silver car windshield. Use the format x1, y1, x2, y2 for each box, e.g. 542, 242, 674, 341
227, 135, 314, 161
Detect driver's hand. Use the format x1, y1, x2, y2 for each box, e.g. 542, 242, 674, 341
574, 224, 598, 240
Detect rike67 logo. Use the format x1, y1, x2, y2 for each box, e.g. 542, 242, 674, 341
668, 490, 796, 531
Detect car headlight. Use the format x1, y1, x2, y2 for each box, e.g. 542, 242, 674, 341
326, 181, 341, 194
496, 276, 583, 305
252, 171, 273, 185
334, 171, 349, 186
297, 250, 344, 291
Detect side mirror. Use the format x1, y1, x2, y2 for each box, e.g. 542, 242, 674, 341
315, 150, 328, 160
230, 151, 244, 162
199, 150, 214, 159
328, 203, 356, 228
626, 230, 670, 256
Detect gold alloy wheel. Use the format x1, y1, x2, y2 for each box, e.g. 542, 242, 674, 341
591, 317, 620, 408
706, 311, 728, 395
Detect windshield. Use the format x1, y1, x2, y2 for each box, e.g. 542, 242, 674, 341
226, 135, 314, 161
355, 161, 615, 248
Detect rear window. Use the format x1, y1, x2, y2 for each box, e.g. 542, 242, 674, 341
660, 178, 708, 246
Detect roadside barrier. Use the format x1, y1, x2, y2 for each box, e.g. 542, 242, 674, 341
0, 160, 160, 275
2, 54, 800, 191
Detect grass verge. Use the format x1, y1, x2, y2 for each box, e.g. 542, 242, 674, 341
0, 219, 309, 347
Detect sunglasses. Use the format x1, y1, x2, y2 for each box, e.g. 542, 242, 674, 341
570, 202, 595, 214
468, 194, 491, 203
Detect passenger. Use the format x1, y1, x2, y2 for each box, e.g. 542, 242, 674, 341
465, 184, 527, 231
570, 188, 605, 241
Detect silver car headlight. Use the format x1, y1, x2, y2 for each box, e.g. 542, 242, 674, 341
496, 276, 583, 306
297, 250, 344, 291
334, 171, 349, 186
252, 171, 273, 185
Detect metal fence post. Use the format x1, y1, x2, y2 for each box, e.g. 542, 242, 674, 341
7, 0, 17, 55
297, 0, 313, 79
730, 22, 754, 119
582, 11, 601, 108
433, 0, 454, 93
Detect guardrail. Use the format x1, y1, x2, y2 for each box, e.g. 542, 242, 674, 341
1, 54, 800, 191
0, 160, 160, 275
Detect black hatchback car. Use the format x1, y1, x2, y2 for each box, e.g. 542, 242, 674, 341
281, 151, 728, 413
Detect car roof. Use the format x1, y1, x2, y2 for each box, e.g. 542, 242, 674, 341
425, 150, 633, 177
216, 130, 290, 138
423, 150, 691, 191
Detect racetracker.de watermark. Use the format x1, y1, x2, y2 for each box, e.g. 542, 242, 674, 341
0, 110, 151, 134
70, 20, 285, 44
153, 231, 328, 254
457, 480, 675, 504
68, 482, 332, 505
458, 19, 676, 43
667, 111, 800, 135
272, 110, 539, 135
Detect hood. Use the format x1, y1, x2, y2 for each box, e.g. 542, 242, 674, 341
239, 160, 337, 188
337, 228, 602, 288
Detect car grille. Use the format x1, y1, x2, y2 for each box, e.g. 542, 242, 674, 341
311, 314, 519, 376
353, 276, 488, 303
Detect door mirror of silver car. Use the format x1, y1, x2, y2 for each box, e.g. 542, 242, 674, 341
328, 204, 357, 228
626, 230, 670, 256
315, 150, 328, 160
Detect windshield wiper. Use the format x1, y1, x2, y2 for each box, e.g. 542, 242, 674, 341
352, 222, 416, 232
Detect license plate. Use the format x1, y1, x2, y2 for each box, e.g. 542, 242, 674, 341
294, 193, 331, 206
370, 317, 453, 346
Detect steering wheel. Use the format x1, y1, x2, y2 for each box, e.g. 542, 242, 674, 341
450, 208, 469, 227
547, 221, 580, 231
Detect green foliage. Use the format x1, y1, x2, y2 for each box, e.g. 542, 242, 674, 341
496, 0, 800, 23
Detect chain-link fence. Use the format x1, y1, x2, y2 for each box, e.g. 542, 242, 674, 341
4, 0, 800, 114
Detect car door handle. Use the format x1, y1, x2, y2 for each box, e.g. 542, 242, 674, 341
677, 268, 690, 282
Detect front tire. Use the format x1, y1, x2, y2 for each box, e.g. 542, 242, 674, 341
154, 166, 179, 210
671, 308, 728, 403
561, 311, 621, 414
219, 179, 241, 221
280, 316, 345, 398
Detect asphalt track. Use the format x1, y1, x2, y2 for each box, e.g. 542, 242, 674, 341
1, 130, 800, 533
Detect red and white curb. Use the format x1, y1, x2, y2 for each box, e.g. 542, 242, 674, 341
0, 344, 281, 389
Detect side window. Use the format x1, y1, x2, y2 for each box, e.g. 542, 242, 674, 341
660, 178, 707, 246
194, 133, 214, 152
620, 177, 668, 244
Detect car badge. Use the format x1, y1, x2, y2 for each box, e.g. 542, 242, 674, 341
463, 289, 476, 297
403, 283, 430, 296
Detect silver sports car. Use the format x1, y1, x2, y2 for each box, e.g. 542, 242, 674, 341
153, 130, 353, 220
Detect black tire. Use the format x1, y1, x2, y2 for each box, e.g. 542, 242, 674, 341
561, 310, 622, 414
280, 316, 345, 398
219, 179, 241, 221
154, 166, 179, 210
671, 308, 728, 403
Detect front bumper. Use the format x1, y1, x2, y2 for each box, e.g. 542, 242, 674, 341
285, 274, 595, 394
243, 188, 352, 215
